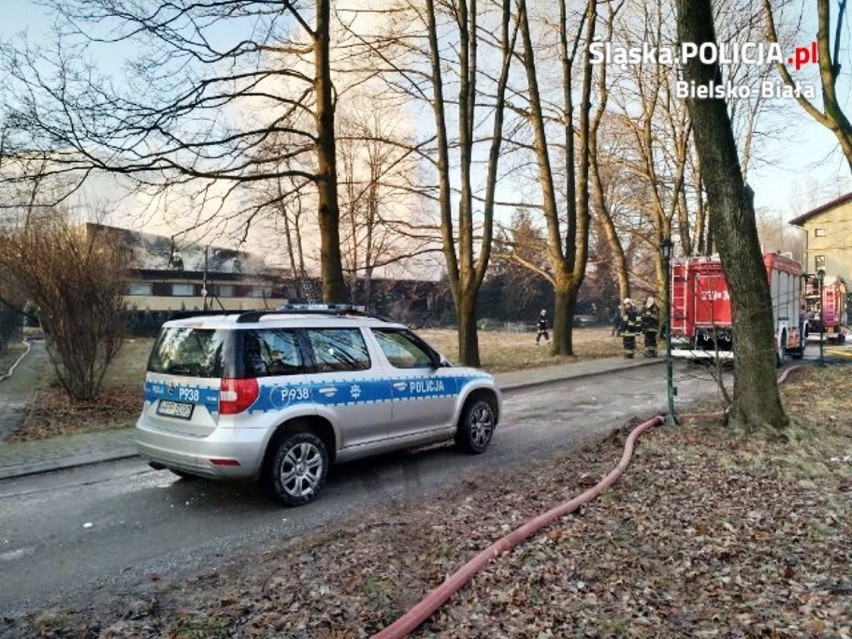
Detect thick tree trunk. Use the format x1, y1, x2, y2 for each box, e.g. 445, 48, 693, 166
455, 286, 481, 367
677, 0, 788, 432
315, 0, 346, 302
553, 274, 575, 356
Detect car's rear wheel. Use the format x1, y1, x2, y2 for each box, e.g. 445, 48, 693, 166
455, 397, 496, 454
263, 431, 328, 506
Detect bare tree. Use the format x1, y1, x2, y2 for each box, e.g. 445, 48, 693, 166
335, 0, 520, 363
0, 0, 348, 300
507, 0, 608, 355
676, 0, 789, 432
336, 94, 428, 306
763, 0, 852, 171
0, 213, 125, 400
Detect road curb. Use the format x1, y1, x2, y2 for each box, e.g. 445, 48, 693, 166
499, 358, 663, 393
0, 451, 139, 481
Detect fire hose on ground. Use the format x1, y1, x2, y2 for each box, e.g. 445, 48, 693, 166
372, 364, 809, 639
372, 413, 665, 639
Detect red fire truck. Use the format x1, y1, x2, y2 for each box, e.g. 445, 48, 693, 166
669, 252, 806, 363
803, 274, 848, 343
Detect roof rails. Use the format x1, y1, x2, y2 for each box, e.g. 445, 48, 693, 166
168, 309, 243, 321
165, 304, 395, 325
234, 303, 394, 324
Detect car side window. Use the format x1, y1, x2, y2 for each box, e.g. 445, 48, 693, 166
243, 329, 306, 377
305, 329, 371, 372
373, 329, 434, 369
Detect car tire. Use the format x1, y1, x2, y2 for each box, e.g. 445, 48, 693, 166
455, 397, 496, 454
263, 431, 328, 506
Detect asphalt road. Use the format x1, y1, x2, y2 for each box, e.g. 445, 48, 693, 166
0, 361, 730, 616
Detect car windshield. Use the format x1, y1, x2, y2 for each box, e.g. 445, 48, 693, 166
147, 327, 229, 378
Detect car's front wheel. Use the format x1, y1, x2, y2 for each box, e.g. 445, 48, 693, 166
455, 397, 496, 454
263, 431, 329, 506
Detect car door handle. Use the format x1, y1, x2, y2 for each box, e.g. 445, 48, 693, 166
392, 382, 407, 391
318, 386, 337, 396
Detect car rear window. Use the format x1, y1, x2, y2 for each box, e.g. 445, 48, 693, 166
147, 327, 229, 378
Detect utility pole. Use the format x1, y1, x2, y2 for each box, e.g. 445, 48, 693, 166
201, 246, 209, 312
817, 267, 825, 366
661, 237, 678, 426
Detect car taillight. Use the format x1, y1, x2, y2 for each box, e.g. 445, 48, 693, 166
219, 378, 259, 414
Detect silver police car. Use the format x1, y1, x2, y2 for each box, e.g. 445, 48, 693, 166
135, 305, 501, 506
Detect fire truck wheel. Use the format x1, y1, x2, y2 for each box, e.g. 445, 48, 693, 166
776, 331, 787, 368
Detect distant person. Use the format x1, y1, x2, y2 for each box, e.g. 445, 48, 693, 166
642, 296, 659, 357
611, 305, 622, 336
535, 309, 550, 345
620, 298, 640, 358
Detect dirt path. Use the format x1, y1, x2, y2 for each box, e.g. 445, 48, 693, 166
0, 340, 52, 442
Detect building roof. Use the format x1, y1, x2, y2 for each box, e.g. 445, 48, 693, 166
86, 223, 268, 275
788, 191, 852, 226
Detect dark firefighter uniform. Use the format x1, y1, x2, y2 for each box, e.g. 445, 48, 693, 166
620, 298, 640, 358
535, 310, 550, 344
642, 297, 659, 357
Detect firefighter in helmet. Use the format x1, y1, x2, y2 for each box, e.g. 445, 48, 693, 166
620, 298, 640, 358
642, 296, 659, 357
535, 309, 550, 345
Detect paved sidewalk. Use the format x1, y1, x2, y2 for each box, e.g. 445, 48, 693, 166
0, 356, 662, 481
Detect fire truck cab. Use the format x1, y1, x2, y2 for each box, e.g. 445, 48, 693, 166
669, 253, 805, 364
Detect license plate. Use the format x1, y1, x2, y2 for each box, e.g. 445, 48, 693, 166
156, 400, 194, 420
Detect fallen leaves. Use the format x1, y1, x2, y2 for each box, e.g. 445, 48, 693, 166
11, 385, 140, 442
2, 367, 851, 638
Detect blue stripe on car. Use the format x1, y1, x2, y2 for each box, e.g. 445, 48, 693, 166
144, 374, 490, 415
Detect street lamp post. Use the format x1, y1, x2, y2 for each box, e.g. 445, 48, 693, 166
817, 268, 825, 367
661, 237, 678, 426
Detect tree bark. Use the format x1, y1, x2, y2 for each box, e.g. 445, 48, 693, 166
315, 0, 346, 302
677, 0, 788, 432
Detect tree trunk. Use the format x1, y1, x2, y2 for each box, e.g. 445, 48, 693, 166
677, 0, 788, 432
553, 274, 575, 356
315, 0, 346, 302
455, 286, 481, 366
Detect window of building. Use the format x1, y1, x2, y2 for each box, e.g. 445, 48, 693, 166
815, 255, 826, 271
215, 284, 235, 298
127, 282, 153, 296
249, 286, 272, 298
814, 228, 826, 237
171, 283, 195, 296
